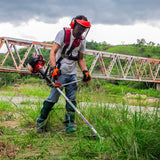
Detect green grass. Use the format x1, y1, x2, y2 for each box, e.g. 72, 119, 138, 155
0, 100, 160, 159
80, 80, 160, 99
0, 81, 160, 159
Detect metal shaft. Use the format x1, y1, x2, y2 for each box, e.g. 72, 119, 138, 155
39, 68, 101, 139
61, 79, 82, 87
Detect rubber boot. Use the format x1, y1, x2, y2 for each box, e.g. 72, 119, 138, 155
65, 101, 76, 132
37, 101, 54, 133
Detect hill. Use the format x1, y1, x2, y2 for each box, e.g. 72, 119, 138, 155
86, 39, 160, 60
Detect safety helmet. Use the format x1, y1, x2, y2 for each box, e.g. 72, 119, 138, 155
70, 15, 91, 40
70, 18, 91, 29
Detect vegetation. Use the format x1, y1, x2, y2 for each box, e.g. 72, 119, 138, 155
87, 39, 160, 59
0, 80, 159, 159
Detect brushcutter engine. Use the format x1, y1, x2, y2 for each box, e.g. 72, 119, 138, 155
27, 55, 46, 73
27, 55, 61, 87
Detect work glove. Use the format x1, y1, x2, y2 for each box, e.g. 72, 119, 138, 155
49, 66, 61, 81
48, 66, 61, 88
82, 70, 91, 82
47, 81, 54, 88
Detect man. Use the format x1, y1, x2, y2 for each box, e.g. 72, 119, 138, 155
37, 15, 91, 133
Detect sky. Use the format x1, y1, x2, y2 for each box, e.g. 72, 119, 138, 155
1, 0, 160, 45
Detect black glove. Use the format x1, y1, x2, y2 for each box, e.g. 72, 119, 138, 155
49, 66, 61, 81
47, 81, 54, 88
82, 70, 91, 82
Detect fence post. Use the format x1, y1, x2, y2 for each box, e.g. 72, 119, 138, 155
156, 83, 160, 91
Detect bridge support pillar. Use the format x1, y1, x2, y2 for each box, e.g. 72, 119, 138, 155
156, 83, 160, 91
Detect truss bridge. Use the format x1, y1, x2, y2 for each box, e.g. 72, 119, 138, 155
0, 37, 160, 84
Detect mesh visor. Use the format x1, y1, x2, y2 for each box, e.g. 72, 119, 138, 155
75, 20, 91, 40
81, 27, 90, 40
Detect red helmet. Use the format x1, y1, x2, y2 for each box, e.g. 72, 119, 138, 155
70, 15, 91, 39
70, 19, 91, 29
70, 15, 91, 29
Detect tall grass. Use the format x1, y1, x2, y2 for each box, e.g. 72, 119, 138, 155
0, 80, 160, 159
72, 104, 160, 160
1, 107, 160, 159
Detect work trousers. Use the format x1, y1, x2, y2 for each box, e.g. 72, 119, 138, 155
37, 74, 77, 127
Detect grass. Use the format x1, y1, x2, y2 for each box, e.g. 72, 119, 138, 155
0, 100, 159, 159
78, 79, 160, 99
0, 79, 160, 159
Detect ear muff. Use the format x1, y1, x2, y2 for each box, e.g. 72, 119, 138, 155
70, 21, 75, 29
70, 18, 75, 29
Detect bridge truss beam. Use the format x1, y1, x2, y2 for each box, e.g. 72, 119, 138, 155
0, 37, 52, 73
0, 37, 160, 83
87, 50, 160, 83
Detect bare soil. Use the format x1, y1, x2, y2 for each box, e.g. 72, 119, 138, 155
0, 141, 18, 159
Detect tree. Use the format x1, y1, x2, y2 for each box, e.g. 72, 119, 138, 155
137, 38, 146, 46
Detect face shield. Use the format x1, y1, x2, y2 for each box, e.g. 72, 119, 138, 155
73, 19, 91, 40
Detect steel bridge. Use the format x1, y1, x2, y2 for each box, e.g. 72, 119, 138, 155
0, 37, 160, 84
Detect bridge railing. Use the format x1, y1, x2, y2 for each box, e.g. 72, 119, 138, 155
0, 37, 160, 83
0, 37, 52, 73
86, 50, 160, 83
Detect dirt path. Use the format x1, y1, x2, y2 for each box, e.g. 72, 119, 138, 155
0, 95, 159, 114
0, 95, 42, 104
80, 102, 160, 114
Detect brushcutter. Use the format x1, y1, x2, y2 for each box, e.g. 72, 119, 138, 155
27, 55, 103, 140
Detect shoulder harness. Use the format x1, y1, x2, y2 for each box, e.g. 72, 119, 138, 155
56, 27, 82, 68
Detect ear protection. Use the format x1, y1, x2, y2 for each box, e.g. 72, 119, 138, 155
70, 16, 91, 30
70, 18, 76, 29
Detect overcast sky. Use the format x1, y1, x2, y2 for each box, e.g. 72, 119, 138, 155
1, 0, 160, 45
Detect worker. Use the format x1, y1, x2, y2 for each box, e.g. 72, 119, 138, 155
37, 15, 91, 133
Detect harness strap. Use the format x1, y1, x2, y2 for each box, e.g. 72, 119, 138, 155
56, 57, 63, 69
56, 27, 82, 68
64, 28, 70, 46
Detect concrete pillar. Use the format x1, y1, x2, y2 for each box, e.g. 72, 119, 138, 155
156, 83, 160, 91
